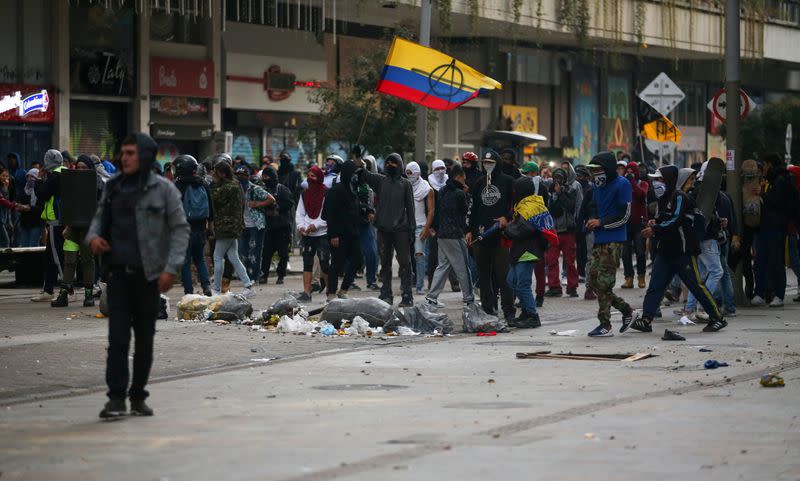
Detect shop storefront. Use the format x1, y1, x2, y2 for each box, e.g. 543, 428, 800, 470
69, 2, 135, 160
0, 85, 55, 168
223, 24, 327, 168
149, 57, 215, 165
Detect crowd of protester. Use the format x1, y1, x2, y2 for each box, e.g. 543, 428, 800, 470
2, 140, 800, 335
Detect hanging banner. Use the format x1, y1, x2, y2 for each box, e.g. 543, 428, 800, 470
501, 105, 539, 134
571, 67, 599, 165
603, 76, 632, 153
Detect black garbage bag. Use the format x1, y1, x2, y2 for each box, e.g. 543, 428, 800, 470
265, 292, 301, 317
176, 294, 253, 322
320, 297, 398, 329
462, 303, 507, 333
385, 303, 454, 334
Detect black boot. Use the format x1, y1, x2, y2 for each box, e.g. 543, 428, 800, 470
509, 310, 541, 328
99, 398, 127, 419
51, 288, 69, 308
83, 288, 95, 307
130, 399, 154, 416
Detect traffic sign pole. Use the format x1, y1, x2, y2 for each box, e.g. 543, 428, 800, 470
725, 0, 745, 305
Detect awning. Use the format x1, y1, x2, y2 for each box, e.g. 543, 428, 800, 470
151, 123, 213, 140
460, 130, 547, 144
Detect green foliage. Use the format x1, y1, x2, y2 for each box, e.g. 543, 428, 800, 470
736, 98, 800, 163
512, 0, 524, 23
305, 47, 419, 159
438, 0, 452, 33
468, 0, 480, 32
557, 0, 590, 45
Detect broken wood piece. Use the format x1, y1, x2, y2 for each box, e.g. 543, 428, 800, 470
516, 352, 655, 362
622, 352, 654, 362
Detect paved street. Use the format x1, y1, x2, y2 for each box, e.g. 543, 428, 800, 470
1, 258, 799, 481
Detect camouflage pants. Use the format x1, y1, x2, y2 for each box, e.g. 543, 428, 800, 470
587, 243, 632, 326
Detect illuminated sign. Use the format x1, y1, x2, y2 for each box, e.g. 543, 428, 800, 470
19, 90, 50, 117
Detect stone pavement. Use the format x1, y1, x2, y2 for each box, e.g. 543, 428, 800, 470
1, 258, 799, 481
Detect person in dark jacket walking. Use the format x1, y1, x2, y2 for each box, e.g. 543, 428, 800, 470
751, 152, 799, 307
87, 132, 190, 418
260, 166, 294, 284
322, 161, 364, 301
356, 153, 415, 306
426, 164, 475, 307
469, 150, 515, 320
625, 165, 727, 334
544, 166, 581, 297
173, 154, 214, 296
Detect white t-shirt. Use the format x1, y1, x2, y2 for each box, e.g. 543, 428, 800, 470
413, 193, 427, 226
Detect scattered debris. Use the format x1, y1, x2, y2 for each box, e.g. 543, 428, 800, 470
264, 293, 301, 317
584, 432, 596, 440
760, 373, 785, 387
516, 351, 655, 362
476, 331, 497, 337
703, 360, 729, 369
549, 329, 578, 336
321, 297, 397, 328
387, 303, 454, 334
463, 303, 507, 333
677, 316, 696, 326
250, 358, 274, 362
176, 293, 253, 322
699, 348, 713, 352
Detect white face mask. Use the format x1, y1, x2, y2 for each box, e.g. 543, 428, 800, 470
653, 181, 667, 198
483, 162, 496, 175
406, 171, 420, 182
593, 172, 607, 187
433, 169, 446, 181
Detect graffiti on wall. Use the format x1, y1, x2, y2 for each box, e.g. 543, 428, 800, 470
571, 67, 598, 165
604, 76, 632, 154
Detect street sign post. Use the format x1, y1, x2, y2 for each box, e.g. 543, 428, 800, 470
706, 88, 757, 122
638, 73, 684, 166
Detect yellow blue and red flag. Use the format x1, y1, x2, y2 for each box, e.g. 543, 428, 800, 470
376, 37, 502, 111
514, 194, 559, 247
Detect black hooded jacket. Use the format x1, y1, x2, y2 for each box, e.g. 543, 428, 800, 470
432, 178, 469, 239
469, 166, 514, 246
651, 165, 700, 256
262, 166, 294, 231
761, 162, 799, 229
278, 156, 302, 202
360, 153, 415, 232
322, 161, 361, 239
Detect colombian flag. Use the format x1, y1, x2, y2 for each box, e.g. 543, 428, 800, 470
376, 37, 502, 111
514, 195, 559, 247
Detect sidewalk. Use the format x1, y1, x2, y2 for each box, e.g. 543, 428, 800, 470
1, 297, 798, 481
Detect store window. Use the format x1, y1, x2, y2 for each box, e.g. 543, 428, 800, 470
226, 0, 322, 31
70, 3, 135, 96
0, 0, 51, 85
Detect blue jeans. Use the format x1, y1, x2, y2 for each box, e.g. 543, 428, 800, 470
754, 227, 787, 300
238, 227, 265, 282
213, 238, 251, 291
17, 225, 42, 247
358, 224, 377, 285
506, 261, 537, 314
715, 242, 736, 313
686, 239, 723, 312
414, 225, 427, 291
182, 229, 211, 294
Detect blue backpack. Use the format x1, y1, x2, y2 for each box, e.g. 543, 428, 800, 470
183, 184, 210, 221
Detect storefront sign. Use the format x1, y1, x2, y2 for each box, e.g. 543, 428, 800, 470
71, 47, 133, 96
151, 123, 213, 140
0, 84, 55, 123
150, 97, 208, 117
150, 58, 214, 98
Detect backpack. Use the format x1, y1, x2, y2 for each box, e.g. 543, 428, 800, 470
183, 184, 210, 221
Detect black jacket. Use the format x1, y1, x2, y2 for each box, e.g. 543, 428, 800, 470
761, 165, 799, 229
361, 154, 415, 233
469, 170, 514, 246
432, 178, 468, 239
322, 162, 360, 239
652, 166, 700, 256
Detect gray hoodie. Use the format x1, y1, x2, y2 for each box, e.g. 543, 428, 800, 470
43, 149, 63, 172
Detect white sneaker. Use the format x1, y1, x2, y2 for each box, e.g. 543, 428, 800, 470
769, 297, 784, 308
30, 291, 53, 302
240, 287, 256, 299
750, 295, 766, 306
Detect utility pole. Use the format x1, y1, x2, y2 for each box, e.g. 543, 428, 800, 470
415, 0, 432, 165
725, 0, 745, 304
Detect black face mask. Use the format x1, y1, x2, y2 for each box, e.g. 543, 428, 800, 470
385, 163, 399, 175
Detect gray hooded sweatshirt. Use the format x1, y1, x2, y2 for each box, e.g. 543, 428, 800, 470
359, 153, 415, 233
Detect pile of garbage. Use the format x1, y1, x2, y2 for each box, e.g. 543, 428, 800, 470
176, 293, 254, 322
276, 313, 388, 337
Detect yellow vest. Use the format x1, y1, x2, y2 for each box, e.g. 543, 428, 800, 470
41, 166, 65, 221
